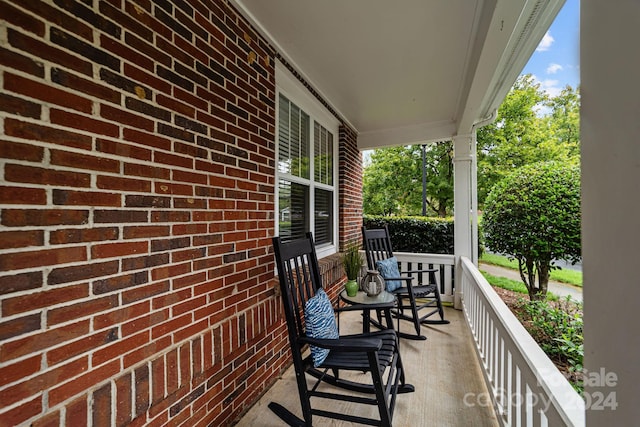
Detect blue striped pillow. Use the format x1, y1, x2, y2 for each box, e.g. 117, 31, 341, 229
304, 288, 339, 367
376, 257, 403, 292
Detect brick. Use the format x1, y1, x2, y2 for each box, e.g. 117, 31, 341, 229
4, 72, 92, 112
1, 208, 89, 227
0, 92, 41, 118
121, 253, 169, 272
47, 328, 118, 367
93, 301, 149, 331
54, 0, 121, 38
2, 283, 88, 316
93, 271, 148, 294
31, 410, 60, 427
0, 396, 42, 427
123, 62, 171, 94
0, 246, 86, 271
92, 382, 112, 427
0, 230, 44, 250
48, 260, 119, 286
0, 46, 44, 77
0, 140, 43, 161
47, 295, 119, 326
53, 189, 121, 207
124, 195, 171, 208
0, 355, 40, 388
134, 364, 150, 416
101, 34, 154, 72
65, 396, 88, 427
122, 281, 170, 305
123, 226, 170, 239
0, 271, 42, 297
153, 151, 194, 169
100, 103, 154, 132
0, 313, 41, 341
123, 128, 171, 151
114, 373, 132, 426
151, 356, 165, 403
97, 139, 152, 162
0, 185, 46, 205
155, 8, 192, 43
125, 97, 171, 121
123, 32, 171, 67
94, 210, 148, 224
5, 163, 91, 188
165, 349, 178, 393
7, 28, 92, 76
96, 175, 151, 193
50, 227, 119, 245
21, 1, 93, 41
0, 357, 89, 408
50, 67, 119, 103
0, 320, 89, 362
157, 123, 195, 143
50, 360, 120, 406
52, 149, 121, 173
50, 109, 120, 138
5, 118, 92, 150
156, 93, 195, 118
51, 27, 120, 71
0, 2, 44, 35
91, 331, 149, 367
91, 241, 149, 260
99, 68, 151, 99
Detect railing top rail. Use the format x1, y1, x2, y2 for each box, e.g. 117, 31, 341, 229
394, 252, 455, 264
460, 256, 585, 426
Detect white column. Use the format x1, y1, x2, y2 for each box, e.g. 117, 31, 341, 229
582, 1, 640, 424
453, 133, 477, 309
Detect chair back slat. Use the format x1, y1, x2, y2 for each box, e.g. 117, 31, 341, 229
272, 233, 322, 342
362, 225, 394, 269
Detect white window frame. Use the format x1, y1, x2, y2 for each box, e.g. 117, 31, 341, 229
275, 62, 339, 259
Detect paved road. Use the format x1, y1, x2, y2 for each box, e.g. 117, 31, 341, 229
479, 263, 583, 302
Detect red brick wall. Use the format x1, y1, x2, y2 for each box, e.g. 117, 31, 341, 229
0, 1, 362, 425
339, 124, 363, 250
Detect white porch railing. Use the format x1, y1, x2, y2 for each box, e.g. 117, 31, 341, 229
460, 256, 585, 426
393, 252, 456, 303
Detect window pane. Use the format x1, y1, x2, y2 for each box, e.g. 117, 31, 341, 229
279, 180, 309, 242
314, 121, 333, 185
278, 94, 310, 179
314, 189, 333, 245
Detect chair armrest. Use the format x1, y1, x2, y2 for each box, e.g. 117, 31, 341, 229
299, 336, 383, 352
380, 276, 412, 282
404, 268, 438, 274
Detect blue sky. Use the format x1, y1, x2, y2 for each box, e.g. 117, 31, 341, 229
520, 0, 580, 96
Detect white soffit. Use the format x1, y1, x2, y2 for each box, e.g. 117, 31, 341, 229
231, 0, 564, 149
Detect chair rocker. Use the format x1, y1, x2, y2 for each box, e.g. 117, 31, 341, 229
270, 233, 414, 426
362, 225, 449, 341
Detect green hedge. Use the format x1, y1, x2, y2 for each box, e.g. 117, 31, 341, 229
363, 215, 454, 254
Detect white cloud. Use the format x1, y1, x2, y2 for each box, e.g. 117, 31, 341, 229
531, 74, 562, 98
536, 31, 554, 52
546, 63, 563, 74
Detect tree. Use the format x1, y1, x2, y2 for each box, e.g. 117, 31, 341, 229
363, 142, 453, 217
477, 75, 580, 206
482, 162, 581, 300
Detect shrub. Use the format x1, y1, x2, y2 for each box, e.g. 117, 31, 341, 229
483, 162, 581, 300
363, 215, 454, 254
515, 297, 584, 393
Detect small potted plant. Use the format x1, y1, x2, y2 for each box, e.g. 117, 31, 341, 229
342, 244, 363, 296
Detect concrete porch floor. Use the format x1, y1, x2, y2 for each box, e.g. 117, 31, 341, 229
235, 306, 499, 426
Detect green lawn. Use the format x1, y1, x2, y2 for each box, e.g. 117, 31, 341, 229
480, 252, 582, 287
481, 271, 559, 301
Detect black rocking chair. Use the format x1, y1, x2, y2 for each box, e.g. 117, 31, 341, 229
270, 233, 414, 426
362, 225, 449, 340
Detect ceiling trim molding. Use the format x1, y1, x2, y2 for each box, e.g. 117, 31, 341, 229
358, 120, 456, 150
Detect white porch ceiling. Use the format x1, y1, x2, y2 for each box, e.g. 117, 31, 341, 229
231, 0, 564, 150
